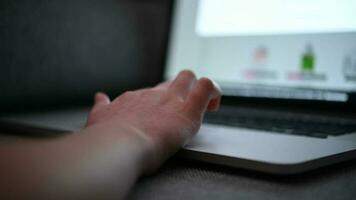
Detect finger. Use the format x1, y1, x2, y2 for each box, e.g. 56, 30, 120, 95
93, 92, 111, 110
169, 70, 197, 98
207, 80, 222, 112
207, 96, 221, 112
185, 78, 222, 117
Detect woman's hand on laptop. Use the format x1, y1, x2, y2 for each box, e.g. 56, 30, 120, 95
86, 70, 222, 173
0, 70, 221, 199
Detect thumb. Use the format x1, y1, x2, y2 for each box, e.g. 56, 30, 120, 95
93, 92, 111, 110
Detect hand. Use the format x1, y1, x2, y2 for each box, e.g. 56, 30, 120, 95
0, 70, 222, 199
86, 70, 222, 172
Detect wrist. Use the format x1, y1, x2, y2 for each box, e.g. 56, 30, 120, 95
83, 121, 160, 175
125, 125, 161, 175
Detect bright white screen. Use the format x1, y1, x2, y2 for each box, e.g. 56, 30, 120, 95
166, 0, 356, 101
197, 0, 356, 36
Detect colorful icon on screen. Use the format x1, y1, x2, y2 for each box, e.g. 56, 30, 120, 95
253, 46, 268, 67
287, 44, 325, 81
301, 44, 315, 72
242, 46, 276, 80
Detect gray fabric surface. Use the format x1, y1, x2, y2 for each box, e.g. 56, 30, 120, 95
130, 158, 356, 200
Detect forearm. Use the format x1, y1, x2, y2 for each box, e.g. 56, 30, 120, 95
0, 123, 150, 200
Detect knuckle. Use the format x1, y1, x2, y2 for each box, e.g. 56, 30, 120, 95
122, 91, 135, 98
114, 91, 137, 104
179, 70, 196, 79
123, 91, 133, 96
198, 77, 214, 91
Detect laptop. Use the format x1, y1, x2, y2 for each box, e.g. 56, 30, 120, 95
2, 0, 356, 174
164, 0, 356, 174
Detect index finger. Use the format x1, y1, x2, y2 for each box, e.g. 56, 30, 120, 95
184, 77, 222, 118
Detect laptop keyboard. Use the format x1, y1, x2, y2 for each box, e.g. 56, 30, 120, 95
203, 108, 356, 139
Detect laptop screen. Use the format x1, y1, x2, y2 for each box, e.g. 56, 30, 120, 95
165, 0, 356, 103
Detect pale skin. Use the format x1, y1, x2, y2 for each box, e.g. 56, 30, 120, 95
0, 70, 222, 199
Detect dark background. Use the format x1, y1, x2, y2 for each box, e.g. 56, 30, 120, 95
0, 0, 173, 112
